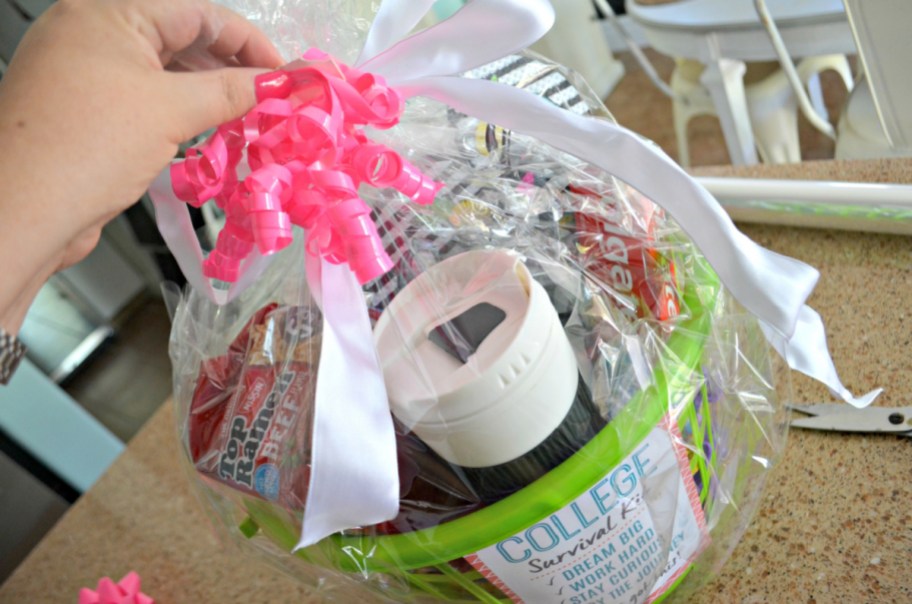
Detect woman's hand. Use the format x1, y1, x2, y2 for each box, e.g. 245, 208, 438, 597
0, 0, 283, 333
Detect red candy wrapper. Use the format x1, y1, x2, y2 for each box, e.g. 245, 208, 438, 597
187, 304, 320, 510
571, 184, 681, 323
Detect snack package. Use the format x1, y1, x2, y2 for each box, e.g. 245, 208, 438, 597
158, 2, 876, 602
186, 304, 319, 509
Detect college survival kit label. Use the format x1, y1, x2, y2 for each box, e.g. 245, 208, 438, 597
467, 418, 709, 604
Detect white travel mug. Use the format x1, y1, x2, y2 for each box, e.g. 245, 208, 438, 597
374, 249, 604, 500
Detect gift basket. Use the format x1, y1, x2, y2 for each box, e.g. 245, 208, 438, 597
153, 1, 878, 602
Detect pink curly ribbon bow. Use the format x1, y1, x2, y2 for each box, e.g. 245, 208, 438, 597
170, 49, 442, 284
78, 572, 153, 604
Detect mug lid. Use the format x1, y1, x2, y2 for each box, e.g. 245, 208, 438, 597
374, 249, 580, 466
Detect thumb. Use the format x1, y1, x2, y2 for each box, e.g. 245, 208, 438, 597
169, 67, 269, 141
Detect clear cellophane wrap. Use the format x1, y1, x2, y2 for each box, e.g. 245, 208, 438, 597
169, 2, 788, 602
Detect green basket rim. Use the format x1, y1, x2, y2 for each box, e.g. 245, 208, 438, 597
248, 262, 720, 575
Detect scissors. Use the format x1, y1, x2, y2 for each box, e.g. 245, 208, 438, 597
788, 403, 912, 438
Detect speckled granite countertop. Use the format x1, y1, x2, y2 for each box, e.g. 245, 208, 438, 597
2, 160, 910, 603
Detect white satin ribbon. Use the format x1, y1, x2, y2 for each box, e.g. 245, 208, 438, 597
149, 170, 271, 305
150, 0, 880, 550
302, 255, 399, 549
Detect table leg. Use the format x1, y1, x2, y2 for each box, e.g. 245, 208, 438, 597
700, 58, 758, 165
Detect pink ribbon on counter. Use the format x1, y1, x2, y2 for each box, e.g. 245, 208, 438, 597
149, 0, 880, 552
78, 572, 153, 604
169, 49, 441, 285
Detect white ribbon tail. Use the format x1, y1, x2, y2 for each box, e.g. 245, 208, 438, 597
148, 168, 271, 306
394, 75, 877, 406
298, 255, 400, 549
761, 307, 882, 408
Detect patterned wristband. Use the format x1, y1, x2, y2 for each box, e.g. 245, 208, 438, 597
0, 327, 26, 385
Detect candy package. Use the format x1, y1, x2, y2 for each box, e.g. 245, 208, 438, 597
157, 1, 876, 602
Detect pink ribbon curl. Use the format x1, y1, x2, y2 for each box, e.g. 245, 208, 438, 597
78, 572, 154, 604
170, 49, 443, 284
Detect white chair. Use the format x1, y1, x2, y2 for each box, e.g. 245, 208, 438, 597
600, 0, 855, 165
625, 0, 858, 165
757, 0, 912, 160
835, 0, 912, 159
671, 55, 852, 165
690, 0, 912, 234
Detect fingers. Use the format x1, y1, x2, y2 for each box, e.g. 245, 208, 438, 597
206, 4, 285, 68
139, 0, 284, 140
141, 0, 283, 70
169, 67, 269, 141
